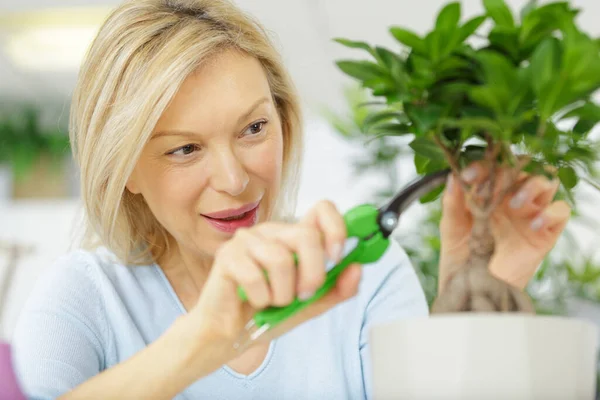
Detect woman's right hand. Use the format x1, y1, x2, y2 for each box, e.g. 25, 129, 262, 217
187, 200, 363, 361
54, 201, 361, 400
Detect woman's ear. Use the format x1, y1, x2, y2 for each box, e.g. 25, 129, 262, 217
126, 172, 141, 194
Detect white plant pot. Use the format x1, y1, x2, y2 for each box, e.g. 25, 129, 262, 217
370, 314, 598, 400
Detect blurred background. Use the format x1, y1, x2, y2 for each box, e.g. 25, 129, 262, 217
0, 0, 600, 356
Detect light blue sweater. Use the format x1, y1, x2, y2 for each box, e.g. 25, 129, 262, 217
12, 240, 428, 399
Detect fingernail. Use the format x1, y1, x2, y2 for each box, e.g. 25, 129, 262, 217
531, 215, 545, 231
329, 243, 342, 263
461, 166, 478, 183
510, 190, 528, 209
298, 291, 315, 301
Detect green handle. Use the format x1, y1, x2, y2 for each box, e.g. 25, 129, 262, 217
237, 203, 390, 329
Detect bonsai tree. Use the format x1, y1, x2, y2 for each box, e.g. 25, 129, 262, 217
333, 0, 600, 313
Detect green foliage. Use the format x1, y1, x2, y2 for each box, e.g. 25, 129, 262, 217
0, 106, 70, 181
327, 83, 600, 309
334, 0, 600, 203
322, 86, 409, 201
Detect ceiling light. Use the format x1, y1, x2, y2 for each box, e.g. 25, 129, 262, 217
0, 7, 112, 72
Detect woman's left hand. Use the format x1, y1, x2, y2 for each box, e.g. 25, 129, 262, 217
438, 163, 571, 293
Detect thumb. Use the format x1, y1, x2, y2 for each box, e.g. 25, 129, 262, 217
441, 173, 470, 232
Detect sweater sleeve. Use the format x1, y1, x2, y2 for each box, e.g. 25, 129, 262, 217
11, 251, 109, 400
358, 240, 429, 399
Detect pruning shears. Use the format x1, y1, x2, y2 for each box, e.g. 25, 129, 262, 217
235, 169, 451, 347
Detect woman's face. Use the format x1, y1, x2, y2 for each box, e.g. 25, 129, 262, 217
127, 49, 284, 259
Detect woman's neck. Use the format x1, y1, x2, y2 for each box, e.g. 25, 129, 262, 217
156, 241, 214, 310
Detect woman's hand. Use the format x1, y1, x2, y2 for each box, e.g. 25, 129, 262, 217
188, 200, 361, 361
438, 163, 571, 293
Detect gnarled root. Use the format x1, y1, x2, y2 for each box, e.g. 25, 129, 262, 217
430, 265, 535, 314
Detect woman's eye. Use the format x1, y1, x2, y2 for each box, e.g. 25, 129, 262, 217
169, 144, 199, 156
245, 120, 266, 136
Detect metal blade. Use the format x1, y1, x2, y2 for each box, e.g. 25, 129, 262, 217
377, 169, 451, 237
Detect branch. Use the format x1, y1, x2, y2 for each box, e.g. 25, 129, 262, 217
433, 135, 467, 187
432, 134, 484, 215
483, 134, 500, 209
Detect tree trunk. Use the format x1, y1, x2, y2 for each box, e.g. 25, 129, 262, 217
430, 184, 535, 314
467, 213, 495, 270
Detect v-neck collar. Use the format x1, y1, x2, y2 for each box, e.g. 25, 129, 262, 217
152, 263, 277, 381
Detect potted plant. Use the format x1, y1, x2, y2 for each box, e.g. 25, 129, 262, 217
333, 0, 600, 398
0, 105, 71, 199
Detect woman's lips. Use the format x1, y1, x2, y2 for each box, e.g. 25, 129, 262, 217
202, 201, 260, 219
202, 202, 260, 233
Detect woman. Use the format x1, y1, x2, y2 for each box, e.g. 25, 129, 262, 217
12, 0, 570, 399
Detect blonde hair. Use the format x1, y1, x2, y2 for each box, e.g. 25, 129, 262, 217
69, 0, 303, 265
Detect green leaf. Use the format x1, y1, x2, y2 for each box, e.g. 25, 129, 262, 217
407, 53, 435, 83
483, 0, 515, 28
336, 60, 388, 82
374, 47, 408, 87
374, 47, 403, 71
440, 115, 503, 137
363, 76, 398, 96
405, 104, 444, 135
530, 37, 562, 97
409, 136, 445, 160
573, 119, 596, 136
558, 166, 578, 189
459, 16, 487, 43
425, 31, 442, 62
477, 50, 518, 86
519, 2, 578, 56
509, 65, 535, 115
472, 50, 519, 113
562, 101, 600, 121
435, 54, 475, 78
414, 153, 430, 174
389, 27, 427, 55
436, 2, 461, 32
420, 184, 445, 203
362, 110, 406, 132
333, 38, 375, 58
520, 0, 537, 21
488, 26, 520, 62
369, 122, 413, 137
430, 82, 473, 103
563, 102, 600, 137
469, 86, 504, 116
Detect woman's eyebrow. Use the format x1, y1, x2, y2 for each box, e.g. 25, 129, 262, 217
235, 96, 271, 126
151, 96, 271, 140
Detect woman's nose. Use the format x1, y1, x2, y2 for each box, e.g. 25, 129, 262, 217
209, 148, 249, 196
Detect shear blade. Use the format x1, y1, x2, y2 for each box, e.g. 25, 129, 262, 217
233, 319, 271, 351
377, 169, 450, 236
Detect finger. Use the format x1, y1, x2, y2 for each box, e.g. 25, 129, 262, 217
300, 200, 347, 262
460, 161, 488, 184
506, 175, 559, 218
442, 173, 465, 214
240, 229, 297, 307
530, 200, 571, 235
261, 263, 362, 341
223, 235, 272, 309
441, 173, 471, 230
256, 223, 327, 297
